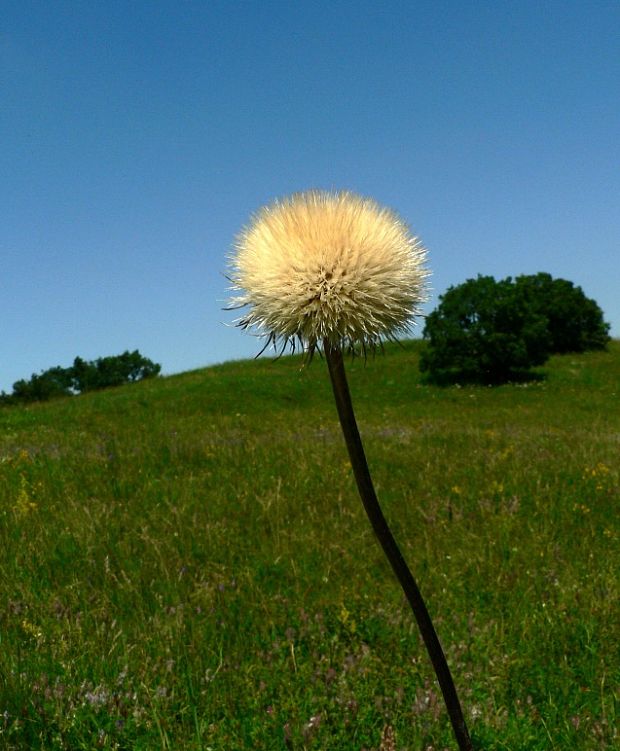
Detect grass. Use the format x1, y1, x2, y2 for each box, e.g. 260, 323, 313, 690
0, 340, 618, 750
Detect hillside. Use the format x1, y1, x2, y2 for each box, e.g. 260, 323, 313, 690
0, 341, 618, 750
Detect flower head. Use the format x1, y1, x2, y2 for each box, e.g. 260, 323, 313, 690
229, 190, 429, 353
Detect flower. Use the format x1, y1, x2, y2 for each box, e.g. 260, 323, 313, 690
229, 190, 429, 353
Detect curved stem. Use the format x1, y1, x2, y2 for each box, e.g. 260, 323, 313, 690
324, 342, 473, 751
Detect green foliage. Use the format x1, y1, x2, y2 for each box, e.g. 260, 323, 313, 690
10, 367, 74, 403
0, 341, 618, 749
515, 272, 610, 353
1, 350, 161, 405
70, 350, 161, 393
420, 275, 551, 384
420, 273, 610, 384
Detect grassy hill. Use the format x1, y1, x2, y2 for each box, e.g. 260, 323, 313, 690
1, 341, 618, 750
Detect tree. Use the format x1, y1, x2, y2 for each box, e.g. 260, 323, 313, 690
69, 351, 160, 392
70, 356, 99, 393
2, 351, 161, 405
420, 275, 551, 384
97, 350, 161, 386
11, 367, 73, 402
514, 273, 610, 353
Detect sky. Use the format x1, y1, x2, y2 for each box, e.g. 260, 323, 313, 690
2, 0, 619, 392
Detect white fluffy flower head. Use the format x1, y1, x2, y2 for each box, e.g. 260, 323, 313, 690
229, 190, 429, 353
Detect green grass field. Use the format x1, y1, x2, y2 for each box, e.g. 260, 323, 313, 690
1, 341, 618, 750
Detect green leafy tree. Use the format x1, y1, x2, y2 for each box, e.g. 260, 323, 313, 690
71, 351, 161, 392
420, 275, 551, 384
514, 273, 610, 353
2, 351, 161, 405
11, 367, 73, 402
70, 356, 99, 393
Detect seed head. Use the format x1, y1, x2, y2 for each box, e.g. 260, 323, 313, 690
229, 190, 429, 354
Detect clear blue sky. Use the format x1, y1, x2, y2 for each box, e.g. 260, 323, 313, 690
2, 0, 619, 392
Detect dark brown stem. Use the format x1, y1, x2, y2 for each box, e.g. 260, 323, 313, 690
324, 342, 473, 751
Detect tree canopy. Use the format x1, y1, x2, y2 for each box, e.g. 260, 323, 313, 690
420, 274, 610, 385
514, 273, 610, 353
1, 351, 161, 405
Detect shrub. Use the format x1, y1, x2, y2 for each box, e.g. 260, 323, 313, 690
3, 351, 161, 404
420, 272, 611, 385
514, 272, 610, 353
11, 367, 73, 402
70, 351, 161, 393
420, 275, 551, 384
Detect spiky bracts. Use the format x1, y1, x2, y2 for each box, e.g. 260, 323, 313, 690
229, 190, 428, 354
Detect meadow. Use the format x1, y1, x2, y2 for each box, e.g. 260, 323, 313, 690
0, 341, 618, 750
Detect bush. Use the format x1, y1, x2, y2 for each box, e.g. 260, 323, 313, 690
2, 351, 161, 405
71, 351, 161, 393
11, 367, 74, 402
420, 275, 551, 384
420, 273, 611, 385
514, 273, 610, 353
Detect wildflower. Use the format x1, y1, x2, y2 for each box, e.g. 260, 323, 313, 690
229, 190, 428, 354
338, 605, 357, 633
229, 191, 472, 751
20, 619, 43, 640
84, 686, 109, 708
303, 714, 322, 741
379, 724, 397, 751
14, 476, 37, 517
